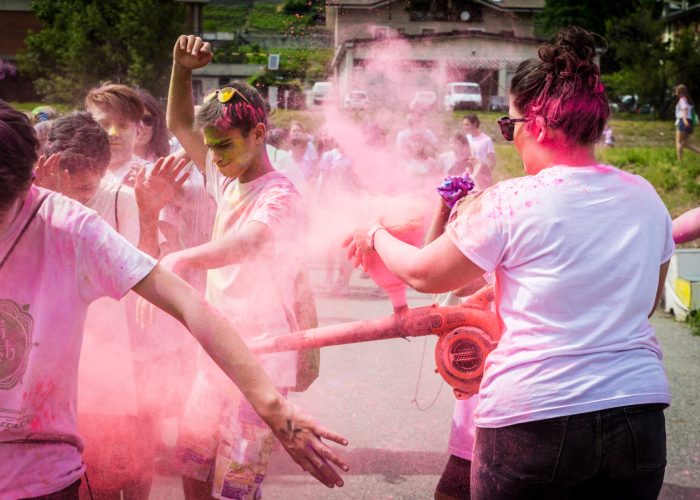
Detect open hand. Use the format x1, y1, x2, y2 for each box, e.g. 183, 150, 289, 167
34, 154, 70, 194
270, 400, 349, 488
134, 156, 189, 216
173, 35, 213, 70
342, 225, 375, 270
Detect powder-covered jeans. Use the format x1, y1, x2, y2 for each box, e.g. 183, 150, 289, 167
20, 480, 81, 500
471, 403, 667, 500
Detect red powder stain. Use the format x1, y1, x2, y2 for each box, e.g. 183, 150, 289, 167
524, 201, 532, 208
27, 381, 57, 432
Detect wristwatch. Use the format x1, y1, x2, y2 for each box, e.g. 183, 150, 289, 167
367, 224, 386, 251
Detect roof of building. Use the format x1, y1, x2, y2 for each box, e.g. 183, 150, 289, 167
327, 0, 544, 11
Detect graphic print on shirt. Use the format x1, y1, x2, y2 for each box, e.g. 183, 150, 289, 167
0, 299, 34, 390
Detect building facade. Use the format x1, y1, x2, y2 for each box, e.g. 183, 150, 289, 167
327, 0, 544, 108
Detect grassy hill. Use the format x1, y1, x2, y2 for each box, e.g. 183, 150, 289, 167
204, 1, 324, 33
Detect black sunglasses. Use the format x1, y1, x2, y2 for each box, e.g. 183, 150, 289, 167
498, 116, 529, 141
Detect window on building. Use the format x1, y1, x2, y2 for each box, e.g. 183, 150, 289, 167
408, 0, 483, 23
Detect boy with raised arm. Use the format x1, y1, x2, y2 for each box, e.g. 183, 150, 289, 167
166, 35, 317, 499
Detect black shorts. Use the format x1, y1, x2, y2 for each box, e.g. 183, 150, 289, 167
678, 119, 694, 134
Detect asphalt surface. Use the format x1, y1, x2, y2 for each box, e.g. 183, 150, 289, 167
151, 270, 700, 499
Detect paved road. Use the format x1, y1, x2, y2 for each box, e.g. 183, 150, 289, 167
152, 271, 700, 499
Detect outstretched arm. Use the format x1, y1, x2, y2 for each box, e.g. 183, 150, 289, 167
160, 220, 272, 275
167, 35, 212, 174
345, 225, 485, 294
132, 264, 348, 487
673, 207, 700, 244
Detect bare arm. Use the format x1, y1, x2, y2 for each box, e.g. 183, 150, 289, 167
162, 220, 272, 273
167, 35, 212, 174
132, 265, 348, 487
422, 200, 488, 296
424, 199, 451, 245
136, 210, 160, 257
673, 207, 700, 244
649, 261, 670, 318
345, 227, 486, 294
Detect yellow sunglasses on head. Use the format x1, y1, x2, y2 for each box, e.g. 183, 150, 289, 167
204, 86, 251, 106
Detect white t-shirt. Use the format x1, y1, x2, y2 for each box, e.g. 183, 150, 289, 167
0, 186, 156, 498
86, 183, 140, 247
205, 157, 305, 387
304, 140, 318, 163
438, 150, 458, 175
396, 127, 438, 159
159, 161, 216, 289
266, 144, 291, 167
79, 183, 143, 416
466, 132, 495, 166
272, 154, 306, 190
446, 164, 674, 428
675, 96, 690, 125
602, 127, 614, 146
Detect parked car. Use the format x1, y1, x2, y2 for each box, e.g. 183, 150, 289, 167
489, 95, 508, 112
312, 81, 333, 105
444, 82, 482, 111
344, 90, 370, 110
409, 90, 437, 111
610, 94, 653, 115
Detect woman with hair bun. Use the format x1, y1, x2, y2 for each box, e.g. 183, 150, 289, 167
347, 26, 672, 499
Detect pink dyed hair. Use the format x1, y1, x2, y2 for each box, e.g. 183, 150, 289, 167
196, 82, 268, 137
510, 26, 609, 145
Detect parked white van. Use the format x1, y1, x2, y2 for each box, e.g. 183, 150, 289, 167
312, 81, 333, 105
443, 82, 482, 111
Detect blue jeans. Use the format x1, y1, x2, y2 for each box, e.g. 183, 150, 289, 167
471, 403, 667, 500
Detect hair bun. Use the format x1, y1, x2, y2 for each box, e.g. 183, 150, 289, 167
538, 26, 605, 90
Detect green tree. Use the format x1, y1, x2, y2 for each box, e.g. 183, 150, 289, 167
535, 0, 650, 73
17, 0, 185, 104
604, 1, 700, 118
666, 27, 700, 104
536, 0, 642, 38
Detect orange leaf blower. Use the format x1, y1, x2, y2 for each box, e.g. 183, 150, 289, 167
248, 284, 501, 399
